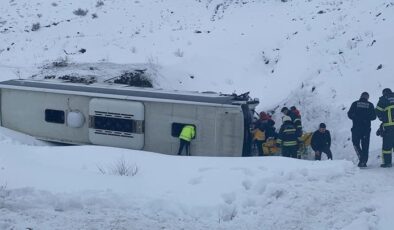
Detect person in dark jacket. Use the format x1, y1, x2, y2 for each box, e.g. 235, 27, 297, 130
375, 88, 394, 168
281, 107, 302, 137
347, 92, 376, 167
277, 115, 300, 158
258, 112, 277, 139
311, 123, 333, 161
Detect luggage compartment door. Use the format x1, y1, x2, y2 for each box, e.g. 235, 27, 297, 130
89, 98, 144, 149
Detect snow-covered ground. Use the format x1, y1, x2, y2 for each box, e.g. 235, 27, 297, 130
1, 132, 394, 229
1, 0, 394, 229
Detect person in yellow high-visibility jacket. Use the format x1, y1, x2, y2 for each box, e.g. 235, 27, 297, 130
177, 125, 196, 156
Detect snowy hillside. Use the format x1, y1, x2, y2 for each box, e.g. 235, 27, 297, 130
1, 0, 394, 229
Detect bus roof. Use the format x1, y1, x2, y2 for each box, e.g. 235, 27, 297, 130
0, 79, 253, 106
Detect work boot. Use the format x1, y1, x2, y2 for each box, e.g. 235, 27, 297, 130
380, 163, 392, 168
358, 162, 367, 168
382, 154, 392, 168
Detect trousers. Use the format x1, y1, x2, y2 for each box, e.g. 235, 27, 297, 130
351, 128, 371, 164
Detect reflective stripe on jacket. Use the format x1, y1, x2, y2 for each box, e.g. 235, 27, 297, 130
277, 121, 299, 147
376, 93, 394, 127
179, 125, 196, 142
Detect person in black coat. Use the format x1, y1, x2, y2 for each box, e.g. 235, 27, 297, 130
347, 92, 376, 167
311, 123, 333, 161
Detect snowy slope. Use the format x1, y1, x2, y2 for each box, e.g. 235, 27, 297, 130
1, 134, 394, 229
1, 0, 394, 229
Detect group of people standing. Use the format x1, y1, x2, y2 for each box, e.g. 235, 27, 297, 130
253, 106, 333, 160
348, 88, 394, 168
177, 88, 394, 166
252, 87, 394, 167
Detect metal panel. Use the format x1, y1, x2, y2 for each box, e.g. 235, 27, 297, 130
89, 98, 145, 149
0, 80, 235, 105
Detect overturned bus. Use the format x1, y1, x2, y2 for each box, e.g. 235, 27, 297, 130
0, 79, 259, 157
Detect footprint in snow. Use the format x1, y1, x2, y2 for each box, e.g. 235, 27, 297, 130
189, 176, 202, 185
231, 167, 255, 176
198, 167, 214, 173
359, 206, 376, 214
242, 180, 252, 191
221, 192, 236, 205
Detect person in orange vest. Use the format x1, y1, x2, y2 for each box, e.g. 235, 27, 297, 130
177, 125, 196, 156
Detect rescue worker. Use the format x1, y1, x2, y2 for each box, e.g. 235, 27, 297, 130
347, 92, 376, 167
252, 118, 265, 156
311, 123, 333, 161
277, 115, 300, 158
258, 112, 277, 139
177, 125, 196, 156
291, 106, 301, 119
281, 107, 302, 137
375, 88, 394, 168
253, 112, 277, 156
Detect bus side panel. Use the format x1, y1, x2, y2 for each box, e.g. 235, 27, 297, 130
143, 101, 243, 156
144, 102, 221, 156
215, 107, 244, 157
1, 89, 90, 144
195, 105, 218, 156
88, 98, 145, 149
0, 89, 2, 126
143, 101, 174, 154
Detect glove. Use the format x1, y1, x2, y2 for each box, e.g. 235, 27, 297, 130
376, 125, 385, 137
376, 129, 381, 136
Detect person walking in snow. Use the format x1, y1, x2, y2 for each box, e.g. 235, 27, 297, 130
347, 92, 376, 167
281, 107, 302, 137
375, 88, 394, 168
177, 125, 196, 156
277, 115, 300, 158
311, 123, 333, 161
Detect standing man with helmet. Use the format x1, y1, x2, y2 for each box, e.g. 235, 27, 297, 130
277, 115, 300, 158
347, 92, 376, 167
281, 107, 302, 137
376, 88, 394, 168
